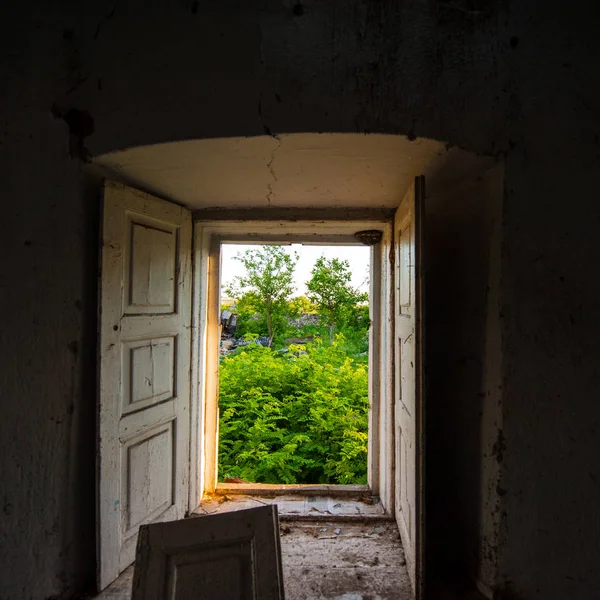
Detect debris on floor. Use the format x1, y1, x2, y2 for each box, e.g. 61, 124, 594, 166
95, 520, 411, 600
280, 521, 412, 600
196, 492, 388, 521
95, 491, 411, 600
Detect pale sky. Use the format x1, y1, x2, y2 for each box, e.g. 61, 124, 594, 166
221, 243, 371, 297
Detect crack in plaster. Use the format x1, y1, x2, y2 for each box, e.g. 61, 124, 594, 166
266, 135, 281, 207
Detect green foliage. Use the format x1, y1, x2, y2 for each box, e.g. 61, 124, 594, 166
218, 337, 369, 484
288, 295, 317, 316
220, 245, 371, 485
225, 246, 298, 344
289, 319, 369, 362
234, 292, 302, 342
306, 257, 368, 342
233, 292, 270, 339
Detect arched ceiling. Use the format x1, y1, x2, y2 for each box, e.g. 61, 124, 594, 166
93, 134, 451, 210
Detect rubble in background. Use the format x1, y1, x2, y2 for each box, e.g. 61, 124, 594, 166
219, 309, 321, 356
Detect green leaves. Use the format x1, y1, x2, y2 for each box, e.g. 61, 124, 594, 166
306, 257, 368, 342
224, 246, 298, 344
218, 340, 369, 485
219, 245, 370, 484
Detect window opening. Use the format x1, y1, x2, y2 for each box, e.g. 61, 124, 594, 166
217, 242, 371, 486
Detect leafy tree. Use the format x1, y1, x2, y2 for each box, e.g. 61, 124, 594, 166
224, 246, 298, 345
288, 295, 317, 316
306, 257, 368, 342
235, 293, 312, 341
233, 291, 269, 339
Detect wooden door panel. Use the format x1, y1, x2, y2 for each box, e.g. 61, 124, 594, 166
132, 506, 285, 600
166, 543, 256, 600
398, 219, 413, 313
396, 425, 410, 539
121, 335, 176, 414
122, 422, 175, 532
119, 419, 177, 571
98, 182, 192, 590
124, 213, 178, 314
393, 177, 425, 598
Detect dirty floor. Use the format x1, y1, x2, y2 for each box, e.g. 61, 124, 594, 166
280, 521, 412, 600
95, 520, 411, 600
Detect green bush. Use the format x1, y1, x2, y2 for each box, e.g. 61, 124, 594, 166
218, 337, 369, 484
234, 291, 293, 340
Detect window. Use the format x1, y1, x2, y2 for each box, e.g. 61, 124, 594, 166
190, 218, 394, 508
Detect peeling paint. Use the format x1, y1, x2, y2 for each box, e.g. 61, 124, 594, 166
491, 428, 506, 464
51, 106, 95, 161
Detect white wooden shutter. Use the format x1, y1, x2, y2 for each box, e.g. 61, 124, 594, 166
394, 176, 426, 598
98, 181, 192, 590
132, 506, 285, 600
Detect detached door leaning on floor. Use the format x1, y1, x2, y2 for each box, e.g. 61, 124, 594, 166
98, 181, 193, 590
393, 176, 426, 599
132, 506, 285, 600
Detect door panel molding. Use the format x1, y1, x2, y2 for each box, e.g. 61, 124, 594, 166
393, 176, 425, 599
98, 181, 192, 590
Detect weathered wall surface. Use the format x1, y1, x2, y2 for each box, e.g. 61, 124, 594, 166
1, 0, 599, 598
500, 113, 600, 599
0, 148, 100, 595
426, 162, 504, 595
496, 6, 600, 596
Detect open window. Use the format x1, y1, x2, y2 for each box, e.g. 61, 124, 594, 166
216, 241, 371, 486
191, 218, 394, 504
97, 178, 426, 599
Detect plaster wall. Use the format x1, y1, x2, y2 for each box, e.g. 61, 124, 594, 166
94, 135, 445, 210
0, 159, 100, 596
426, 162, 504, 595
1, 1, 599, 598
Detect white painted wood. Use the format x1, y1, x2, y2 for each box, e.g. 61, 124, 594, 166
195, 219, 390, 239
367, 244, 381, 494
393, 177, 425, 598
193, 220, 391, 500
132, 506, 285, 600
98, 181, 192, 590
188, 221, 204, 512
377, 225, 396, 515
192, 207, 395, 221
203, 236, 222, 493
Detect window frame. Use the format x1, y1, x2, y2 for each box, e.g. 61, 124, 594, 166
189, 217, 394, 513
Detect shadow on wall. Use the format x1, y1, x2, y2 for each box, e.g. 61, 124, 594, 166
425, 161, 504, 596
